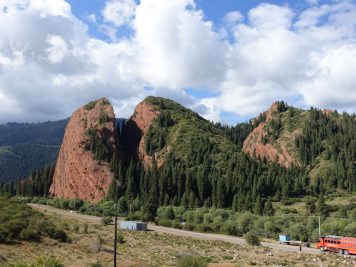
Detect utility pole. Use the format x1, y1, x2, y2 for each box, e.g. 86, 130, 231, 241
114, 203, 117, 267
318, 216, 321, 237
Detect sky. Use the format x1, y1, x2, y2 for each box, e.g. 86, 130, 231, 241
0, 0, 355, 124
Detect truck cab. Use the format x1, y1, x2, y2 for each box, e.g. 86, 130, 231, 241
316, 237, 325, 250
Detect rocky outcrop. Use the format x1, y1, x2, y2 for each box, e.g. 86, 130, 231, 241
243, 102, 297, 168
49, 98, 121, 203
122, 100, 159, 167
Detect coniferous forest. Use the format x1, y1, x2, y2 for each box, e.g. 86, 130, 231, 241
0, 120, 67, 182
1, 97, 356, 221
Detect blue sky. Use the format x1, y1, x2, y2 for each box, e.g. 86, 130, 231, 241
0, 0, 355, 124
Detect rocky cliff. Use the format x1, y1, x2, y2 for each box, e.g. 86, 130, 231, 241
122, 99, 159, 167
243, 102, 299, 168
49, 98, 121, 203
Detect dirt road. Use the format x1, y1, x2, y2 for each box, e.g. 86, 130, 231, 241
29, 203, 321, 255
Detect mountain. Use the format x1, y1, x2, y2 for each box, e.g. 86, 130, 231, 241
49, 98, 122, 203
242, 101, 356, 191
0, 120, 67, 182
243, 101, 302, 168
1, 97, 355, 210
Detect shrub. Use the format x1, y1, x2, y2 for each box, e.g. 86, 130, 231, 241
177, 256, 209, 267
182, 223, 196, 231
19, 228, 39, 241
52, 229, 68, 243
221, 220, 239, 236
245, 232, 261, 246
290, 224, 308, 242
117, 231, 125, 244
157, 219, 172, 227
343, 222, 356, 236
237, 213, 254, 234
172, 221, 182, 229
14, 256, 64, 267
101, 216, 112, 225
197, 223, 212, 233
84, 101, 96, 111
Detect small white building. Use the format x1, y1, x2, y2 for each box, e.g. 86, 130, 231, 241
119, 221, 147, 231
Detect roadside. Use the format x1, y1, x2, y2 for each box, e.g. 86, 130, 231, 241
28, 203, 321, 255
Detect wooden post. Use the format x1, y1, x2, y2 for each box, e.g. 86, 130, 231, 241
114, 205, 117, 267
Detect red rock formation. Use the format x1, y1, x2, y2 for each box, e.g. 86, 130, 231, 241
49, 98, 121, 203
243, 102, 296, 168
123, 100, 159, 168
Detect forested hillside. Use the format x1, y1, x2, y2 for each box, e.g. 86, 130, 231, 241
105, 97, 307, 219
1, 97, 356, 221
0, 120, 67, 182
241, 102, 356, 194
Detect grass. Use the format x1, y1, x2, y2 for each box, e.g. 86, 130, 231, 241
1, 207, 356, 267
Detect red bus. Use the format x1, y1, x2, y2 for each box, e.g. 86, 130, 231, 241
317, 235, 356, 255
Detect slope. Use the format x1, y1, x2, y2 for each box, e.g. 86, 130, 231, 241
0, 120, 67, 182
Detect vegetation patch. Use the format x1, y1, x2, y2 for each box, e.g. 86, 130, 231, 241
84, 101, 96, 111
0, 198, 67, 242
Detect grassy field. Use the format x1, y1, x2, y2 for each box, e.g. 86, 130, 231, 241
1, 210, 356, 267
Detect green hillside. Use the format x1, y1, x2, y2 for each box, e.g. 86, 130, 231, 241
247, 102, 356, 194
0, 120, 67, 182
110, 97, 306, 220
1, 97, 355, 219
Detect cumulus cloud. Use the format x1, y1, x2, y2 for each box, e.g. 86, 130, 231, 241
214, 1, 356, 118
0, 0, 355, 124
133, 0, 227, 90
102, 0, 136, 27
46, 35, 68, 63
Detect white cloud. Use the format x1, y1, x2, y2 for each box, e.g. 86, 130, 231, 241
133, 0, 227, 90
0, 0, 355, 124
102, 0, 136, 27
248, 3, 294, 30
223, 11, 244, 25
214, 1, 356, 118
46, 35, 68, 63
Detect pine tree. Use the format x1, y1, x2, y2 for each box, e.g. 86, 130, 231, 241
263, 199, 275, 216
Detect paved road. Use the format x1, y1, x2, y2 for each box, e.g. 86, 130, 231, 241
29, 203, 321, 255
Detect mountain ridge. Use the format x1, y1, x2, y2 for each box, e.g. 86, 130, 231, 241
1, 96, 355, 207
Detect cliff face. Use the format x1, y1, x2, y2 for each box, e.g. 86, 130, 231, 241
49, 98, 121, 203
122, 100, 159, 167
243, 102, 298, 168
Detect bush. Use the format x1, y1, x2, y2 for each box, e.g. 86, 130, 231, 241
237, 213, 254, 234
221, 220, 239, 236
172, 221, 182, 229
157, 219, 172, 227
52, 229, 68, 243
177, 256, 209, 267
14, 256, 64, 267
197, 223, 212, 233
244, 232, 261, 246
101, 216, 112, 225
117, 231, 125, 244
19, 228, 39, 241
182, 223, 196, 231
290, 224, 308, 242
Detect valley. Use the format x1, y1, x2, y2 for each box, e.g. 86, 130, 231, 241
1, 200, 355, 266
1, 97, 356, 266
